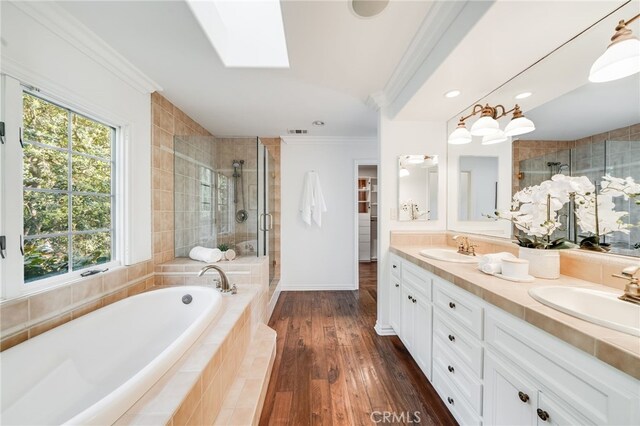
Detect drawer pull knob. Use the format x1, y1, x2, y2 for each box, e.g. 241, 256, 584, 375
449, 302, 456, 309
395, 284, 399, 288
393, 265, 397, 268
448, 334, 455, 342
408, 295, 412, 300
447, 397, 454, 405
537, 409, 549, 422
447, 365, 454, 373
413, 298, 417, 304
518, 391, 529, 403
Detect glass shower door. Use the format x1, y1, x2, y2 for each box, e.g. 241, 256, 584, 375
257, 140, 277, 289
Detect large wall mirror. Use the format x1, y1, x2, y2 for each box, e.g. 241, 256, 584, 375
446, 1, 640, 256
398, 155, 439, 221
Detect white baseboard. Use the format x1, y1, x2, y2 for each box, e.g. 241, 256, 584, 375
280, 284, 357, 291
374, 322, 397, 336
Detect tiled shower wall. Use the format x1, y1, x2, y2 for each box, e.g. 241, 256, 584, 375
151, 93, 213, 265
174, 135, 216, 257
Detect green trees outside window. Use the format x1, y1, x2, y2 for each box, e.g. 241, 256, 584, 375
22, 93, 115, 282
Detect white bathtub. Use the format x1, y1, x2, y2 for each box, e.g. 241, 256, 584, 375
0, 285, 221, 425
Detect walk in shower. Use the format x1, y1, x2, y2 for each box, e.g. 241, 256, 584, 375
518, 139, 640, 255
173, 135, 279, 287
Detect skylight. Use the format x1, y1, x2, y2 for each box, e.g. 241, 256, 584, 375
187, 0, 290, 68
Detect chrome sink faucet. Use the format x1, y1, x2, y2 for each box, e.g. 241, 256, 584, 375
612, 265, 640, 305
453, 235, 478, 256
198, 264, 237, 294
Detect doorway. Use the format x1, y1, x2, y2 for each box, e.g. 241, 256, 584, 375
355, 163, 378, 289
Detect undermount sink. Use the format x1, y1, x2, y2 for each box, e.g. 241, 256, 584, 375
419, 248, 479, 264
528, 286, 640, 337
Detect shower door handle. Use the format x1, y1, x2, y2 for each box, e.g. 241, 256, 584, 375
266, 213, 273, 231
259, 213, 267, 232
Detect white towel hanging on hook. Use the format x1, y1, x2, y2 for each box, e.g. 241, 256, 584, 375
300, 171, 327, 227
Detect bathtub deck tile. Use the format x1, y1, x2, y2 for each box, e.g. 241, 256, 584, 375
172, 377, 202, 425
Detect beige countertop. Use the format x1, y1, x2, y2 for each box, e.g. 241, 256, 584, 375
390, 245, 640, 380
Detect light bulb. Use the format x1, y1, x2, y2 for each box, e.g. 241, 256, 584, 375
470, 116, 500, 136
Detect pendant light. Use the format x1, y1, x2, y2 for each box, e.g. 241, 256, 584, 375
589, 15, 640, 83
504, 105, 535, 137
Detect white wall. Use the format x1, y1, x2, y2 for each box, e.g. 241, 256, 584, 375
1, 1, 156, 265
280, 138, 377, 290
376, 111, 447, 334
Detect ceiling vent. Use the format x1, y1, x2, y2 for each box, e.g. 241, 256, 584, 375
287, 129, 308, 134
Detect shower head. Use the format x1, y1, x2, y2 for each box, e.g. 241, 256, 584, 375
232, 160, 241, 168
558, 164, 570, 173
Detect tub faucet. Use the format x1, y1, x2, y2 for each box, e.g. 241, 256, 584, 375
198, 265, 237, 295
612, 265, 640, 305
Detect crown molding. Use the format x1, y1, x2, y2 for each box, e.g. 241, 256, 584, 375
281, 136, 377, 145
10, 1, 162, 94
365, 91, 388, 111
374, 1, 494, 119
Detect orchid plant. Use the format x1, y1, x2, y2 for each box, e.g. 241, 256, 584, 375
496, 174, 638, 251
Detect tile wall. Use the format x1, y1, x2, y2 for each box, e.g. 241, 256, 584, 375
151, 93, 213, 265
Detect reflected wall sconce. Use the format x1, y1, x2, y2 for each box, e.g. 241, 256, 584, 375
448, 103, 535, 145
590, 13, 640, 83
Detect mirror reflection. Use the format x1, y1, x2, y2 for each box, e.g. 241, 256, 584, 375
458, 156, 498, 221
398, 155, 438, 221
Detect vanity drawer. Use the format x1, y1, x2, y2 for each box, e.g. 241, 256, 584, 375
433, 367, 481, 426
390, 255, 402, 279
434, 311, 483, 377
434, 279, 483, 338
402, 262, 432, 300
434, 338, 483, 413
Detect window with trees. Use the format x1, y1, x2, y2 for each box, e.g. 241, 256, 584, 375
22, 92, 115, 283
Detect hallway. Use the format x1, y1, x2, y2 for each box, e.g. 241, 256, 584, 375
259, 263, 456, 425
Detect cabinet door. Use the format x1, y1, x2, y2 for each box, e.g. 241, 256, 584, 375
400, 284, 414, 351
389, 276, 402, 334
412, 295, 432, 380
484, 352, 537, 426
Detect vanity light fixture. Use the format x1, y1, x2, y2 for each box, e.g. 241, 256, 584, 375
444, 89, 461, 98
312, 120, 325, 126
448, 103, 535, 145
399, 167, 410, 177
589, 13, 640, 82
515, 92, 532, 99
404, 155, 426, 164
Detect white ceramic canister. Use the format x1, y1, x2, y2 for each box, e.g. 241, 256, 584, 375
501, 257, 530, 279
518, 247, 560, 279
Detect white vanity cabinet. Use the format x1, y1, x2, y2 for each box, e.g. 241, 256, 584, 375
484, 307, 639, 426
389, 254, 402, 333
397, 260, 433, 381
388, 255, 640, 426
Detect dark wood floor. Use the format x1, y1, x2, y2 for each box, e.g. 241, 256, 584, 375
259, 263, 457, 425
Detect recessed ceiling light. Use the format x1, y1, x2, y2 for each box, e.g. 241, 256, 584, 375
352, 0, 390, 18
312, 120, 325, 127
515, 92, 532, 100
444, 90, 461, 98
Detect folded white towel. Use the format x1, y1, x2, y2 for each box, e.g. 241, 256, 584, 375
477, 252, 516, 274
481, 263, 502, 275
189, 246, 223, 263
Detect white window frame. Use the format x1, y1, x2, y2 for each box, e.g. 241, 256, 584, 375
1, 75, 125, 299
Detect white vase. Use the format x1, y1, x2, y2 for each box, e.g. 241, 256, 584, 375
518, 247, 560, 280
